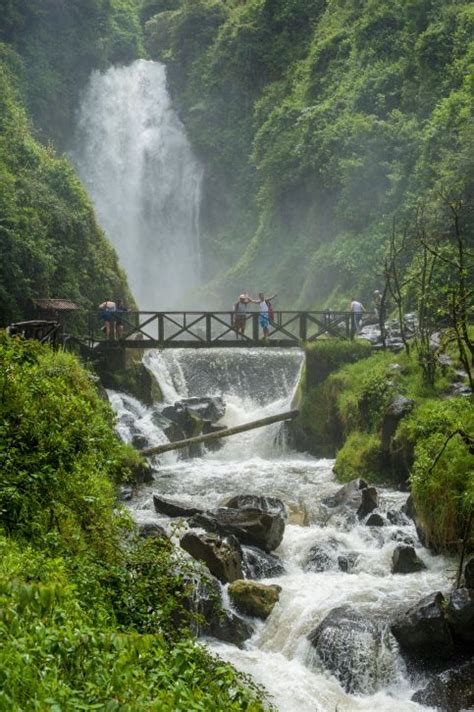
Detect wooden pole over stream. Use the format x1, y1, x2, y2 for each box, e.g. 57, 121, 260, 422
140, 409, 299, 457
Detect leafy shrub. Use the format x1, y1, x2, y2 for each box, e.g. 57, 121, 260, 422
304, 338, 372, 387
333, 431, 383, 483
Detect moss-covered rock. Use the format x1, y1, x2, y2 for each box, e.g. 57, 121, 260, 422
228, 580, 282, 620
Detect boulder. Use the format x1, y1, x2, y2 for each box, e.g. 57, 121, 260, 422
323, 479, 368, 509
464, 557, 474, 589
138, 522, 168, 539
357, 487, 379, 519
179, 396, 225, 422
366, 513, 385, 527
223, 494, 286, 517
337, 552, 360, 573
180, 531, 243, 583
401, 494, 416, 520
161, 403, 204, 439
118, 485, 133, 502
202, 422, 226, 452
131, 433, 150, 450
446, 588, 474, 644
381, 395, 414, 452
241, 545, 285, 579
308, 606, 397, 694
228, 580, 282, 619
189, 507, 285, 553
185, 573, 253, 646
392, 545, 426, 574
411, 660, 474, 712
304, 539, 339, 572
391, 592, 455, 659
153, 494, 204, 518
389, 529, 416, 548
386, 508, 410, 526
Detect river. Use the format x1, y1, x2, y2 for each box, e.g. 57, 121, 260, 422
109, 347, 451, 712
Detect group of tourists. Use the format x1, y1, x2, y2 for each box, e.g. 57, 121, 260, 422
233, 292, 277, 339
98, 299, 128, 339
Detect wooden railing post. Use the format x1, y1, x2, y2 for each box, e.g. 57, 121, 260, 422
252, 313, 259, 341
206, 313, 212, 343
158, 314, 164, 344
300, 312, 307, 341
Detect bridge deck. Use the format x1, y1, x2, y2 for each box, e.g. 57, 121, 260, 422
86, 310, 356, 349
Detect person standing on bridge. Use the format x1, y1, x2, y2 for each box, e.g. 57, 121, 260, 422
234, 294, 250, 339
249, 292, 277, 339
98, 299, 116, 339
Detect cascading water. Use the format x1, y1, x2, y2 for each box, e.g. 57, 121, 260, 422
72, 59, 202, 308
109, 349, 452, 711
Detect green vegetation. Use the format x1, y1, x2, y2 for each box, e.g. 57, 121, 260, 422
0, 335, 265, 710
298, 338, 472, 551
144, 0, 474, 307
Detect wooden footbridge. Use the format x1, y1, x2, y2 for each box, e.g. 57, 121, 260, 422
85, 310, 357, 349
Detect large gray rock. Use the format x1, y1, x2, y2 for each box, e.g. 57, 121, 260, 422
391, 592, 455, 659
189, 507, 285, 553
223, 494, 286, 517
242, 545, 285, 579
179, 396, 225, 422
366, 512, 385, 527
180, 531, 243, 584
153, 494, 204, 518
308, 607, 397, 694
161, 403, 204, 439
447, 588, 474, 644
391, 545, 426, 574
411, 660, 474, 712
323, 479, 368, 509
304, 539, 339, 572
138, 522, 168, 539
357, 487, 379, 519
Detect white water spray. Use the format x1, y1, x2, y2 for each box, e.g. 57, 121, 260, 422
73, 59, 203, 308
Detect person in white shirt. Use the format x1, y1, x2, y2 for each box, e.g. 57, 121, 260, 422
249, 292, 277, 338
234, 293, 250, 338
350, 298, 365, 333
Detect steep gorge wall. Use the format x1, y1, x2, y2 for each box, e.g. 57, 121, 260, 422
144, 0, 474, 307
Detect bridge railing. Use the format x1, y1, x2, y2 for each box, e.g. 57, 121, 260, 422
86, 310, 356, 346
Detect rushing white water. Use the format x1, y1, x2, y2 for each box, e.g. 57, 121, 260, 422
109, 348, 454, 711
73, 59, 202, 308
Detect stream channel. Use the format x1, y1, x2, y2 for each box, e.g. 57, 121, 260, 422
109, 348, 453, 712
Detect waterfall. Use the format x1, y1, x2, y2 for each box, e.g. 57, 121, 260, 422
72, 59, 202, 308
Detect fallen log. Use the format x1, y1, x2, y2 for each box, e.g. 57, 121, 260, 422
140, 409, 299, 457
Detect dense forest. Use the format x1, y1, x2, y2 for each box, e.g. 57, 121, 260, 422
145, 0, 474, 308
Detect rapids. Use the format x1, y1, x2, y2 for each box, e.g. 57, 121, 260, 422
109, 348, 453, 711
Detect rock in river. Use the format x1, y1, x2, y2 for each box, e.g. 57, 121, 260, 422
391, 592, 455, 660
228, 580, 282, 620
446, 587, 474, 645
411, 660, 474, 712
189, 507, 285, 553
180, 531, 243, 584
308, 606, 397, 694
241, 545, 285, 579
223, 494, 287, 517
391, 545, 426, 574
153, 494, 204, 518
323, 478, 378, 520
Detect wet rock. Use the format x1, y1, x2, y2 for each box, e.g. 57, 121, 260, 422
387, 508, 410, 526
131, 433, 150, 450
381, 395, 414, 453
202, 422, 226, 452
402, 494, 416, 520
180, 531, 243, 583
228, 580, 281, 620
242, 545, 285, 579
411, 660, 474, 712
357, 487, 379, 519
189, 507, 285, 553
389, 529, 416, 548
179, 396, 225, 422
392, 545, 426, 574
186, 573, 253, 646
366, 512, 385, 527
223, 494, 287, 518
337, 552, 360, 573
304, 539, 338, 572
323, 479, 368, 509
118, 485, 133, 502
153, 494, 204, 518
391, 592, 455, 659
138, 522, 168, 539
161, 403, 204, 439
465, 557, 474, 589
446, 588, 474, 644
308, 606, 397, 694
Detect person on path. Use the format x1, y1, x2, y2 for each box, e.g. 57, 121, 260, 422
249, 292, 277, 339
350, 298, 365, 334
98, 299, 116, 339
234, 294, 250, 339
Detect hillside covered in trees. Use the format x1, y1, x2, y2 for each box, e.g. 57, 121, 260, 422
144, 0, 474, 308
0, 1, 142, 323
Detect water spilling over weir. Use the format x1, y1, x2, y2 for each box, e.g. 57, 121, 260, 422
73, 60, 202, 308
109, 348, 451, 711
